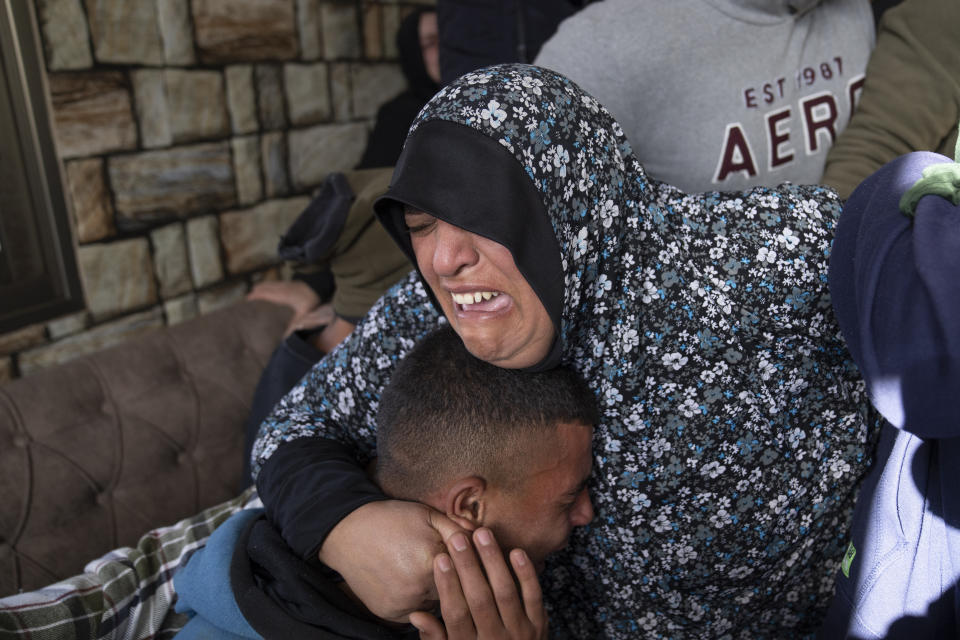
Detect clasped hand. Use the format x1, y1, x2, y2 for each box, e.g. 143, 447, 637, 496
318, 500, 547, 639
411, 527, 548, 640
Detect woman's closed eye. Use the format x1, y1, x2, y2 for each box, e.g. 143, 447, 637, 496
403, 212, 437, 235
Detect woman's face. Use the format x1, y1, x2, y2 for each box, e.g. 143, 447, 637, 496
404, 209, 555, 369
418, 11, 441, 85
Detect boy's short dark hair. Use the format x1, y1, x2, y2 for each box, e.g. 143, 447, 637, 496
376, 325, 598, 500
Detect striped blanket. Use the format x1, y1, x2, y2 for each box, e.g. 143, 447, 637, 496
0, 489, 260, 640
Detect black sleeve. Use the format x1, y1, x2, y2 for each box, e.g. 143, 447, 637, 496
356, 97, 420, 170
256, 437, 389, 562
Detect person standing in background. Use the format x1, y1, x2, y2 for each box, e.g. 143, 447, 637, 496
356, 8, 441, 169
436, 0, 583, 86
534, 0, 875, 192
821, 146, 960, 639
820, 0, 960, 200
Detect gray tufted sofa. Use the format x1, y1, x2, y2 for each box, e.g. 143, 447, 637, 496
0, 300, 290, 596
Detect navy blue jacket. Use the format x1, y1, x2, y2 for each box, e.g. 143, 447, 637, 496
821, 151, 960, 638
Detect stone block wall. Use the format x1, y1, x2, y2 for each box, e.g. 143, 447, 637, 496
0, 0, 430, 382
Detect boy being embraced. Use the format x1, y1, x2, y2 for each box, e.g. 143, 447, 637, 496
174, 325, 597, 639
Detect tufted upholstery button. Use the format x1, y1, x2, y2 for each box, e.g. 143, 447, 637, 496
192, 448, 205, 463
12, 435, 28, 448
177, 451, 189, 466
95, 492, 109, 507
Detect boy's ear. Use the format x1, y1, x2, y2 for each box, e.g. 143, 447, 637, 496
443, 477, 487, 531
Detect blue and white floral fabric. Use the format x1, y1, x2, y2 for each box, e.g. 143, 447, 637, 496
254, 64, 879, 638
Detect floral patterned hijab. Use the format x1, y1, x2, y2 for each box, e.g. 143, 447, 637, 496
375, 64, 877, 636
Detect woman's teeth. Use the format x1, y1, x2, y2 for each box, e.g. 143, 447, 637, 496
452, 291, 500, 305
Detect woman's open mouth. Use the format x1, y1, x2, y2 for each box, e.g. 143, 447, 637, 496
450, 290, 509, 312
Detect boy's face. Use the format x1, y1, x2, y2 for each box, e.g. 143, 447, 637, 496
482, 422, 594, 571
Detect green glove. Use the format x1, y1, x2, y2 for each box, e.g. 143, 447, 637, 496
899, 120, 960, 216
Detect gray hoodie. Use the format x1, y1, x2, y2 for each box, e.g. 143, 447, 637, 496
535, 0, 875, 192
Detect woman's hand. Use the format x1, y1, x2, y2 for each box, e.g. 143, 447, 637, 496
318, 500, 466, 624
409, 528, 548, 640
247, 280, 328, 335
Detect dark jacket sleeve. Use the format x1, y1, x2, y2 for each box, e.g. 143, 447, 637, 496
257, 438, 389, 561
829, 151, 960, 439
250, 271, 442, 559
